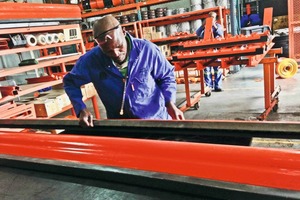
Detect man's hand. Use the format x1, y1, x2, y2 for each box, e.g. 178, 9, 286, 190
79, 108, 94, 127
166, 102, 185, 120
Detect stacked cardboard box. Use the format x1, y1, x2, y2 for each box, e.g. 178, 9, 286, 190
32, 98, 61, 118
152, 31, 164, 40
81, 82, 97, 99
142, 26, 156, 40
142, 26, 167, 41
43, 89, 71, 110
158, 44, 171, 57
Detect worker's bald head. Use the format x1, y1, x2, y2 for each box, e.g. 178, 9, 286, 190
93, 14, 127, 64
93, 15, 120, 39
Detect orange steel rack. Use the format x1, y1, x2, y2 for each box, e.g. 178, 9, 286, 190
81, 0, 175, 18
140, 6, 229, 39
168, 8, 279, 120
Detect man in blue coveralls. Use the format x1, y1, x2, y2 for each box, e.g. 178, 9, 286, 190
196, 11, 224, 92
63, 15, 185, 127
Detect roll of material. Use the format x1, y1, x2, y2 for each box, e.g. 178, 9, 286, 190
191, 19, 202, 34
276, 58, 298, 79
156, 26, 167, 37
191, 4, 202, 11
178, 22, 190, 33
45, 33, 53, 45
123, 0, 135, 4
80, 22, 90, 30
215, 0, 228, 7
90, 20, 96, 29
178, 7, 187, 14
203, 0, 216, 9
51, 33, 59, 44
58, 33, 65, 43
190, 0, 202, 5
112, 0, 122, 6
165, 9, 173, 16
167, 24, 178, 36
35, 34, 47, 46
24, 34, 37, 47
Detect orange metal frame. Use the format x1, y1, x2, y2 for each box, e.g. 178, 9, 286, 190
0, 131, 299, 191
173, 43, 279, 120
170, 8, 278, 120
0, 3, 81, 21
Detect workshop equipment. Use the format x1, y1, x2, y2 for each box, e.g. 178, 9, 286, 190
162, 7, 281, 120
276, 58, 298, 79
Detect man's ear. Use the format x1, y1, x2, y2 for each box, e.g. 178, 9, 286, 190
122, 27, 126, 34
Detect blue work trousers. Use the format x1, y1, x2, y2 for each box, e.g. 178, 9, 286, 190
204, 66, 222, 89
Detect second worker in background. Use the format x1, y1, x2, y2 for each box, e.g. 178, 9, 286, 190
196, 11, 224, 92
63, 15, 185, 127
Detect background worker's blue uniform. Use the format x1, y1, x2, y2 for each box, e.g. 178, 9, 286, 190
196, 23, 224, 90
63, 33, 176, 119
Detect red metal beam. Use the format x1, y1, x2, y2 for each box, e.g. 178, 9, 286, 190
0, 132, 299, 191
0, 3, 81, 22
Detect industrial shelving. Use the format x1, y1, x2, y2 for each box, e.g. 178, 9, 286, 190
0, 24, 100, 119
80, 0, 176, 49
0, 24, 84, 104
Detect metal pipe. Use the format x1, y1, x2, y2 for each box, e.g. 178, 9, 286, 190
230, 0, 237, 35
0, 132, 300, 193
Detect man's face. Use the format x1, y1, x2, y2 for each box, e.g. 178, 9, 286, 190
95, 26, 127, 63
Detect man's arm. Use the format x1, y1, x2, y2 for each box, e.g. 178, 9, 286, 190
166, 101, 185, 120
150, 44, 185, 120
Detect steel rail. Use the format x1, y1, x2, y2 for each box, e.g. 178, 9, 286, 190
176, 35, 270, 51
0, 119, 299, 140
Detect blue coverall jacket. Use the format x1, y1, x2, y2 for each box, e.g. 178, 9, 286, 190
63, 33, 176, 119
